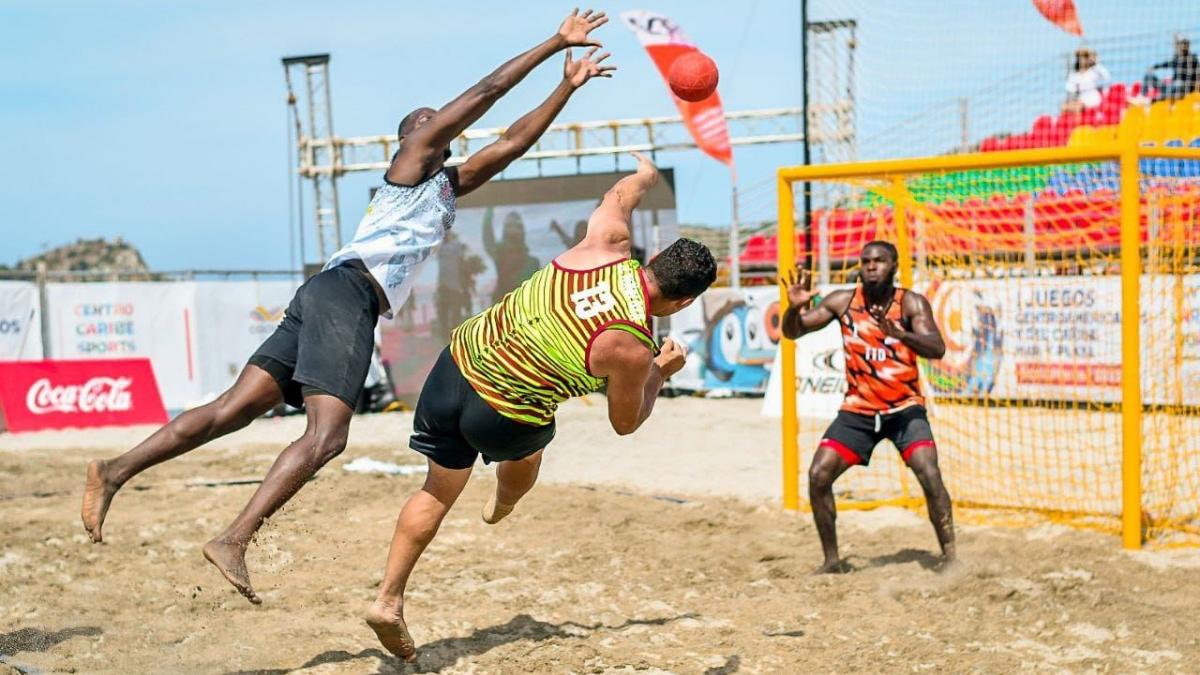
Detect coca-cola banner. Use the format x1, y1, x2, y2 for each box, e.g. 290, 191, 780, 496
192, 280, 299, 403
45, 282, 201, 411
0, 281, 44, 361
0, 359, 167, 432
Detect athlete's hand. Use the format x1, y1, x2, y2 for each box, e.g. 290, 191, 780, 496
629, 151, 660, 187
563, 46, 615, 88
655, 338, 688, 378
779, 266, 816, 308
869, 304, 907, 339
557, 8, 608, 48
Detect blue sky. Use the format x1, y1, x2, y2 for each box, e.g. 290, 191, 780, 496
2, 1, 1197, 270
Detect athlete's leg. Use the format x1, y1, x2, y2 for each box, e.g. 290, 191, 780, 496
367, 460, 473, 661
81, 364, 283, 543
483, 448, 543, 524
905, 445, 956, 562
203, 392, 352, 604
808, 446, 853, 573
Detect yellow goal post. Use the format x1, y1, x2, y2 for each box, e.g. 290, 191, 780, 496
777, 141, 1200, 549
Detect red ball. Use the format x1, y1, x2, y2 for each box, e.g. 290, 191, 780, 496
668, 51, 719, 102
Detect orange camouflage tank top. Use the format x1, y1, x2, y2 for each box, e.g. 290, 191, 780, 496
838, 285, 924, 414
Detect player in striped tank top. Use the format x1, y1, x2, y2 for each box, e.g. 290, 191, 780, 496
368, 153, 717, 661
781, 241, 956, 573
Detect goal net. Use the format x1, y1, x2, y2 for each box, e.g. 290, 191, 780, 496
776, 133, 1200, 547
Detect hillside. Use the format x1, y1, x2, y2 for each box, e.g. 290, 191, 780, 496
10, 237, 156, 277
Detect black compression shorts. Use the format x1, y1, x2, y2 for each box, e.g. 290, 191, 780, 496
409, 347, 555, 470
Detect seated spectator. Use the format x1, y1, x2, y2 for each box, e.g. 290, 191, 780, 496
1139, 35, 1199, 102
1064, 48, 1110, 112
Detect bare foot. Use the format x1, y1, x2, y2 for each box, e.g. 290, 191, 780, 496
481, 495, 515, 525
365, 600, 417, 662
937, 555, 963, 575
813, 559, 851, 575
203, 538, 261, 604
81, 459, 119, 543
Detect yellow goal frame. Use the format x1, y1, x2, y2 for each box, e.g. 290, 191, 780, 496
776, 141, 1200, 550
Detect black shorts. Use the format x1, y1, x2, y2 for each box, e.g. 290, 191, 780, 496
409, 347, 555, 470
820, 406, 936, 467
247, 264, 380, 410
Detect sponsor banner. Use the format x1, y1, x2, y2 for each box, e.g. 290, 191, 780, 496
1139, 274, 1200, 405
922, 276, 1120, 402
669, 286, 782, 394
0, 358, 167, 432
761, 284, 850, 418
761, 320, 844, 419
0, 281, 44, 360
193, 280, 299, 404
921, 274, 1200, 405
45, 282, 201, 411
762, 275, 1200, 417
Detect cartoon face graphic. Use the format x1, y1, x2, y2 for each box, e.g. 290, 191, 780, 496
699, 294, 781, 390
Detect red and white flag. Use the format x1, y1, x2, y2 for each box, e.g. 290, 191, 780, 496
1032, 0, 1083, 36
622, 10, 733, 168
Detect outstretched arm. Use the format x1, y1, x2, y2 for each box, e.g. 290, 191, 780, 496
388, 9, 608, 185
580, 152, 659, 255
779, 267, 850, 339
873, 291, 946, 359
455, 47, 616, 195
591, 333, 687, 435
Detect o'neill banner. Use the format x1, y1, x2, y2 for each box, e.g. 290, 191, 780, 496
622, 10, 733, 167
0, 359, 168, 432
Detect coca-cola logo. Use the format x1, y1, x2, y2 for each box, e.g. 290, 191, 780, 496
25, 377, 134, 415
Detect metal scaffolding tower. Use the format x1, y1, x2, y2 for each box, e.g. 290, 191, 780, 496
283, 54, 342, 262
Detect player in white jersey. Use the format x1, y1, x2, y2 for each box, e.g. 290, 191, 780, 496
80, 8, 614, 604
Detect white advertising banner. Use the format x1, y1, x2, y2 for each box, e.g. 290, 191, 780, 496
667, 286, 782, 394
193, 280, 299, 401
763, 275, 1200, 418
921, 276, 1121, 403
921, 275, 1200, 405
0, 281, 43, 360
761, 283, 851, 419
1140, 274, 1200, 405
761, 320, 844, 419
46, 282, 201, 411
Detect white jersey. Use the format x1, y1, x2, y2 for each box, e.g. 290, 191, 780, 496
324, 169, 457, 318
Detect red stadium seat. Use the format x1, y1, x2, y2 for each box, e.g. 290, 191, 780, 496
1031, 115, 1054, 146
1106, 83, 1127, 107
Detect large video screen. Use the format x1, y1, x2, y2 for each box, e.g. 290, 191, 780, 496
378, 169, 678, 404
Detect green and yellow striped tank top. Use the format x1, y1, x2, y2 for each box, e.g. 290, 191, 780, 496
450, 257, 656, 425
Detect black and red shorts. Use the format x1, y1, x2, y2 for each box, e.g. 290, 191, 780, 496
819, 406, 936, 467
